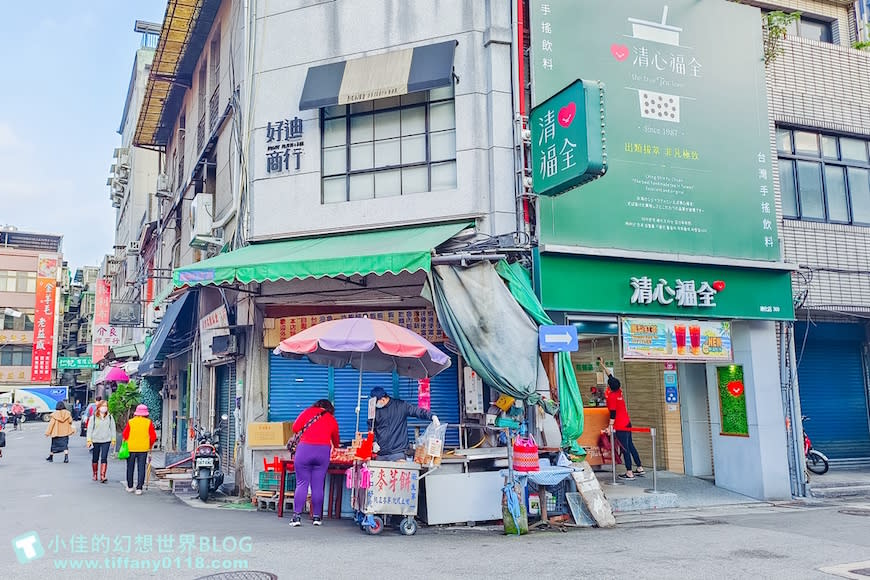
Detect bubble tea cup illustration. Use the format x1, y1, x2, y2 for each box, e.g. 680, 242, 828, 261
674, 324, 687, 355
689, 324, 701, 355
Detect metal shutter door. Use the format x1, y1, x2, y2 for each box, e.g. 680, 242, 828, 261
215, 363, 236, 468
332, 366, 395, 442
268, 354, 329, 423
797, 339, 870, 460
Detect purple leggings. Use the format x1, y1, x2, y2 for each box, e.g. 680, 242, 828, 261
293, 442, 331, 518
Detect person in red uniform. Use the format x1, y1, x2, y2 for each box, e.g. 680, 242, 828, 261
599, 358, 645, 479
288, 399, 340, 528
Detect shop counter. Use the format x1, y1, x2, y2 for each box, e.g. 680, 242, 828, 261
579, 407, 611, 466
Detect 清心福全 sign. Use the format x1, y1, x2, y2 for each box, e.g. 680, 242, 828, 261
530, 79, 606, 197
621, 317, 732, 362
265, 116, 304, 174
531, 0, 781, 262
630, 276, 724, 308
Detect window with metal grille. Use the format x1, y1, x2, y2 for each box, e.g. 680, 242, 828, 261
209, 30, 221, 132
320, 85, 457, 203
197, 62, 208, 151
777, 127, 870, 226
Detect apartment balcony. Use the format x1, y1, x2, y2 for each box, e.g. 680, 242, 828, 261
768, 37, 870, 132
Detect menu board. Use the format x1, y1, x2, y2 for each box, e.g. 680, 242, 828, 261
621, 317, 732, 362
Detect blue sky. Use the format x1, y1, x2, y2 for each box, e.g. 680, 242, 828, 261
0, 1, 167, 270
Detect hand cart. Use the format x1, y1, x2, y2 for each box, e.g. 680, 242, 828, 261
348, 459, 424, 536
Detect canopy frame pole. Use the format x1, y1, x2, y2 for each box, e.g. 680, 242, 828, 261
355, 351, 365, 435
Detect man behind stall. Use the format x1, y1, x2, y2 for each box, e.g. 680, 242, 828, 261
369, 387, 438, 461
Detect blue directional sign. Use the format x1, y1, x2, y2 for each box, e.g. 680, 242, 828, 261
664, 369, 679, 403
539, 325, 579, 353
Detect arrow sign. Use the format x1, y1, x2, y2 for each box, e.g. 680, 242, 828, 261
539, 325, 579, 353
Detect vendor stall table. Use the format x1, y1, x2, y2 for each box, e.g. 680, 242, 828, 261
276, 459, 352, 519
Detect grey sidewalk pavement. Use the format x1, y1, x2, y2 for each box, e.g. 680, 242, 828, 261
4, 422, 870, 580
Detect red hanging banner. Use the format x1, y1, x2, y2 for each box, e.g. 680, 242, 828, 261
30, 255, 59, 382
92, 279, 111, 363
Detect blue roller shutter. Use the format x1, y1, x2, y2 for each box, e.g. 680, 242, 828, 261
268, 354, 329, 423
332, 366, 395, 442
796, 324, 870, 461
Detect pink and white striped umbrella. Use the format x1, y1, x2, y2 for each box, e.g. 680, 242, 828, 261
273, 317, 450, 379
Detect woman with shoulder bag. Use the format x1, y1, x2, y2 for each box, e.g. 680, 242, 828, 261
45, 402, 76, 463
287, 399, 339, 528
87, 401, 116, 483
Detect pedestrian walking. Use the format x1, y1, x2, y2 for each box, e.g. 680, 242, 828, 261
288, 399, 340, 528
45, 402, 76, 463
0, 403, 8, 428
81, 396, 103, 437
73, 400, 82, 421
121, 404, 156, 495
86, 400, 116, 483
11, 402, 24, 430
599, 358, 645, 479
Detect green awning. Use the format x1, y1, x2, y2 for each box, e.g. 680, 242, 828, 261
173, 222, 471, 288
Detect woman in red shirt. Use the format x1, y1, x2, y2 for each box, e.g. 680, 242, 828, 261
600, 359, 645, 479
289, 399, 340, 527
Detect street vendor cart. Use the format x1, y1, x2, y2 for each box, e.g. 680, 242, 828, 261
349, 460, 422, 535
273, 317, 452, 532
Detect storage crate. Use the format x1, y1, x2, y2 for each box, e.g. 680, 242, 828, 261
258, 470, 295, 492
528, 479, 572, 516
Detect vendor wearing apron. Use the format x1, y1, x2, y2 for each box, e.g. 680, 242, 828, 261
369, 387, 438, 461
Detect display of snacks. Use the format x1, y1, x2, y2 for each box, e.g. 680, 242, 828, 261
413, 442, 443, 466
330, 447, 356, 464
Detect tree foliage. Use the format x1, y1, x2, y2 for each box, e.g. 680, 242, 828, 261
108, 380, 141, 428
763, 11, 800, 66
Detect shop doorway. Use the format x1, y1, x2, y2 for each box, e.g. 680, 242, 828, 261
177, 367, 189, 451
679, 363, 714, 478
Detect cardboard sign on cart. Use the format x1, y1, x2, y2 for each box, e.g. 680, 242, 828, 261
365, 461, 421, 516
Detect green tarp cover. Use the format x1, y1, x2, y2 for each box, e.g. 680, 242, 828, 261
496, 261, 585, 453
173, 222, 470, 288
431, 262, 549, 406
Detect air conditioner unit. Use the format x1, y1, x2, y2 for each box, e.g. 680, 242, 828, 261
211, 334, 238, 356
117, 165, 130, 180
189, 193, 222, 248
127, 240, 141, 255
112, 179, 125, 195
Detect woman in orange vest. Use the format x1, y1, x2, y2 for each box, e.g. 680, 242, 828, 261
122, 404, 157, 495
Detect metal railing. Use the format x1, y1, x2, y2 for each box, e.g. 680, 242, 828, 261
209, 88, 220, 132
605, 426, 663, 494
197, 114, 206, 153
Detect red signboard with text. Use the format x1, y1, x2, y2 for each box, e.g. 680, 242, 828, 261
30, 255, 59, 382
92, 279, 111, 363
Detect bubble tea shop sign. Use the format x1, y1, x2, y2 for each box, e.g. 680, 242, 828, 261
530, 79, 607, 197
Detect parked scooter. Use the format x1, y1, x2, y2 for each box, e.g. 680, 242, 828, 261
802, 415, 829, 475
191, 414, 228, 501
